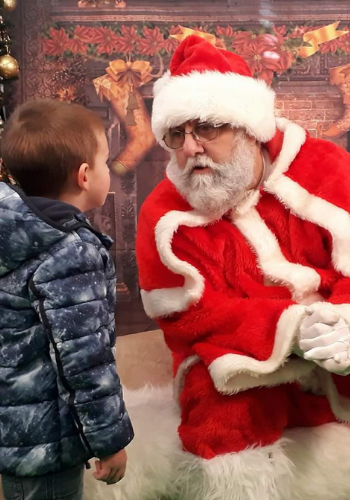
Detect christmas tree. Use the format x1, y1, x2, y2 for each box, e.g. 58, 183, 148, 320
0, 0, 19, 182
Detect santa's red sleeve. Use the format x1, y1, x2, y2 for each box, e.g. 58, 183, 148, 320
264, 132, 350, 352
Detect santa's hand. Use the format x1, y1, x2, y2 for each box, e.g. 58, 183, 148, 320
298, 309, 350, 374
318, 351, 350, 375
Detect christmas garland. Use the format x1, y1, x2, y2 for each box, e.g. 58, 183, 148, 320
41, 23, 350, 84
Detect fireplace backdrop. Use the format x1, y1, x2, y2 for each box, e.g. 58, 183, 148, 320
13, 0, 350, 334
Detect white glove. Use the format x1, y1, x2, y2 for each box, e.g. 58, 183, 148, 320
299, 308, 350, 375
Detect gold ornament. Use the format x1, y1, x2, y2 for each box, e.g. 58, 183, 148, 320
3, 0, 17, 12
78, 0, 97, 7
111, 159, 129, 176
0, 54, 19, 79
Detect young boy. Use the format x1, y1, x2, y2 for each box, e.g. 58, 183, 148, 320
0, 99, 134, 500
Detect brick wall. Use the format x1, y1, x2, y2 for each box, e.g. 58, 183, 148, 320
275, 82, 348, 150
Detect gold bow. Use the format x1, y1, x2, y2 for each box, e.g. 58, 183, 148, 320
106, 59, 154, 87
170, 25, 217, 46
93, 59, 154, 101
93, 59, 155, 126
298, 22, 349, 58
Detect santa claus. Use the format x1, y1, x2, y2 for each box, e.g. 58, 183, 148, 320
136, 34, 350, 500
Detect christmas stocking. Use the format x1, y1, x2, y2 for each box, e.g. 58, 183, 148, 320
93, 60, 156, 175
321, 62, 350, 139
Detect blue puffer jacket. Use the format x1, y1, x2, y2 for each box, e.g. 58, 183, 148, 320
0, 182, 133, 477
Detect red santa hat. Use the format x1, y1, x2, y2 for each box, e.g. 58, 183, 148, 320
152, 35, 276, 146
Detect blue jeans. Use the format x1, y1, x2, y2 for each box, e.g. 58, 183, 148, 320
1, 465, 84, 500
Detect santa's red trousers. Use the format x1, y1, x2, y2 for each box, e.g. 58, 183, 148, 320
179, 363, 337, 459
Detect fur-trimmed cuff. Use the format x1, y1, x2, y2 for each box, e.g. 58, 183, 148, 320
208, 304, 311, 394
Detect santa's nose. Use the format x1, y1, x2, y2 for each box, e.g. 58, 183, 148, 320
182, 130, 205, 158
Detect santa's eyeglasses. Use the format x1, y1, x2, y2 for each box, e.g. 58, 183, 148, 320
162, 123, 228, 150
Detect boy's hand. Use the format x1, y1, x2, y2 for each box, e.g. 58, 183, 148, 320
93, 449, 127, 485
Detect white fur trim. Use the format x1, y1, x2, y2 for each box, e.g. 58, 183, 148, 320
85, 384, 350, 500
265, 118, 350, 276
235, 189, 261, 215
209, 304, 308, 394
152, 69, 171, 95
141, 287, 195, 319
265, 174, 350, 277
283, 423, 350, 500
173, 354, 200, 401
152, 70, 276, 144
270, 117, 307, 180
177, 424, 350, 500
176, 438, 293, 500
314, 367, 350, 422
211, 358, 315, 395
141, 210, 216, 318
232, 208, 321, 302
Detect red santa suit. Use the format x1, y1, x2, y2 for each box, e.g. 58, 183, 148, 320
136, 35, 350, 500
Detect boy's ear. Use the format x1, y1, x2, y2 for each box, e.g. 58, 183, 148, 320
77, 162, 90, 191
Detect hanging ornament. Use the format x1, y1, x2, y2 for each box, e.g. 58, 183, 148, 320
125, 83, 139, 126
0, 160, 16, 185
0, 53, 19, 79
78, 0, 98, 7
3, 0, 17, 12
0, 160, 7, 182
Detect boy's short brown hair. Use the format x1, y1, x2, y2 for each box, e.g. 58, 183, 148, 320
1, 99, 105, 197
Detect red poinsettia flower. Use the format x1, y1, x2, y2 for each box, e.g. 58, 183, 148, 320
258, 33, 280, 50
216, 25, 234, 38
259, 69, 274, 85
275, 44, 295, 71
232, 31, 260, 52
136, 27, 165, 56
256, 33, 295, 73
273, 25, 287, 38
92, 27, 120, 55
289, 25, 312, 39
319, 38, 340, 54
42, 28, 70, 57
241, 43, 280, 75
164, 25, 181, 54
115, 25, 140, 53
238, 33, 294, 79
69, 26, 93, 54
337, 29, 350, 53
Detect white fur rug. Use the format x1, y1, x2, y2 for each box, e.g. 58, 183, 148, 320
84, 385, 183, 500
84, 385, 350, 500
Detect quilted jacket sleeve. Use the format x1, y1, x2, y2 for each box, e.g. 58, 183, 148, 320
29, 237, 134, 459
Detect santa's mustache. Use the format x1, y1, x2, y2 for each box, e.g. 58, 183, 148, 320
182, 155, 223, 176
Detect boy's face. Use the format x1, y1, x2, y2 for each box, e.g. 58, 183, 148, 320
87, 130, 111, 209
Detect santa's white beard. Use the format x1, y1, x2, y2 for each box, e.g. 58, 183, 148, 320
166, 139, 256, 217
